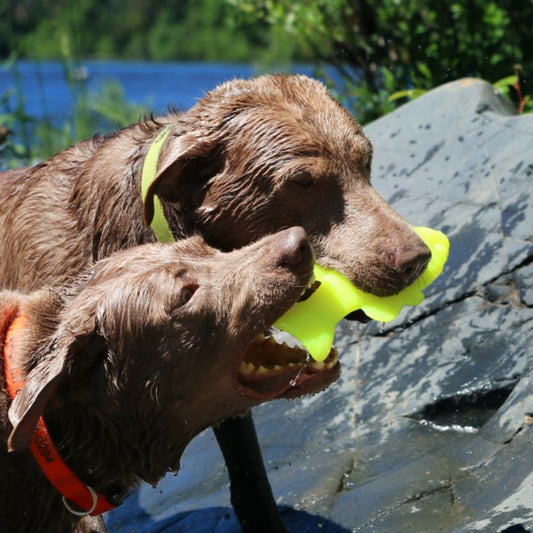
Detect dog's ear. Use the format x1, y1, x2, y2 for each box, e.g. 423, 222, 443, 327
143, 132, 224, 226
7, 315, 104, 452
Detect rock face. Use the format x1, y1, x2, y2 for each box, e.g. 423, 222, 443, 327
106, 79, 533, 532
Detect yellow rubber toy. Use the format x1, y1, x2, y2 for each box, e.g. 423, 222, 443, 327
274, 227, 450, 361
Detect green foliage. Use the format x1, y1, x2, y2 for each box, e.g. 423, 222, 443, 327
0, 0, 304, 169
3, 0, 532, 169
226, 0, 533, 122
492, 67, 532, 113
1, 0, 275, 62
0, 88, 30, 166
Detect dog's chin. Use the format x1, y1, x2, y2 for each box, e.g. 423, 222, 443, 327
235, 333, 340, 401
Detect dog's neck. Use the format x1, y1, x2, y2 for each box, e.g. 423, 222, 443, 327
3, 308, 190, 509
3, 313, 117, 515
44, 389, 188, 496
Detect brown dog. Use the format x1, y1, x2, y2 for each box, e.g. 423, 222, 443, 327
0, 74, 430, 531
0, 229, 339, 533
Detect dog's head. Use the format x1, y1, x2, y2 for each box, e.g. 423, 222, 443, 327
144, 74, 430, 303
6, 229, 338, 470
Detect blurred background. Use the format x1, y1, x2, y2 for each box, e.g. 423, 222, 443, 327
1, 0, 532, 168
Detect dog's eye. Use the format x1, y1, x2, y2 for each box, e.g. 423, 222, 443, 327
290, 173, 315, 189
176, 285, 198, 306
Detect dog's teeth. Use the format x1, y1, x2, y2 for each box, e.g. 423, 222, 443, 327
325, 348, 339, 369
239, 362, 255, 375
257, 365, 269, 374
310, 361, 325, 371
273, 365, 283, 371
298, 277, 321, 302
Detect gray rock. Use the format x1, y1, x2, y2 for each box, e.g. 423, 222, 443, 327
106, 79, 533, 532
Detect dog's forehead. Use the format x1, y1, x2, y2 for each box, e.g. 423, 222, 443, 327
194, 74, 373, 173
233, 112, 372, 181
202, 74, 365, 134
240, 91, 367, 159
144, 241, 221, 282
166, 237, 220, 265
91, 238, 218, 285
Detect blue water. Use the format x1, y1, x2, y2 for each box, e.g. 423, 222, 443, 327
0, 60, 333, 127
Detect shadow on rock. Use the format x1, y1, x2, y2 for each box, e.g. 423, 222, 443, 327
107, 501, 350, 532
501, 525, 531, 533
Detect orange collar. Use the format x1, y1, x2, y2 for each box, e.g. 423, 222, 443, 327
4, 314, 116, 517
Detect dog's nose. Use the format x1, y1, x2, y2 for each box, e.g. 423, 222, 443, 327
276, 226, 313, 268
393, 244, 432, 286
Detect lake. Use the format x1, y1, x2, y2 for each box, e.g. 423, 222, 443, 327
0, 60, 336, 127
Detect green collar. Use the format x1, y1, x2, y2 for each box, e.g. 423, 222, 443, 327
141, 126, 175, 243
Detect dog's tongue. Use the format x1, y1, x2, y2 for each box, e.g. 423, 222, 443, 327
274, 227, 450, 361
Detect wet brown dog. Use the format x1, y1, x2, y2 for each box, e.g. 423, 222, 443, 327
0, 74, 430, 531
0, 228, 339, 533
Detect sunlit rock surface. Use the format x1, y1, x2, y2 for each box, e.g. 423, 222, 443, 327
106, 79, 533, 533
